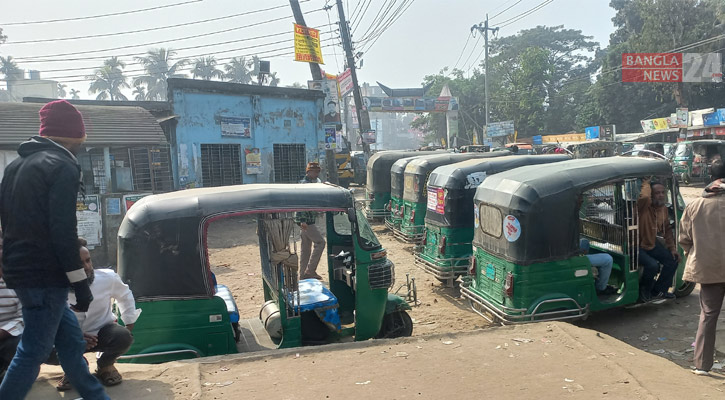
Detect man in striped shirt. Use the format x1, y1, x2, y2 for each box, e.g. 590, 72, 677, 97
0, 233, 23, 384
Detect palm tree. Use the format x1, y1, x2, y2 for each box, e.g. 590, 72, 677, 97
268, 72, 280, 87
69, 88, 81, 99
0, 56, 23, 81
132, 85, 147, 101
192, 56, 224, 81
57, 83, 67, 98
133, 48, 188, 101
86, 65, 129, 101
224, 57, 253, 84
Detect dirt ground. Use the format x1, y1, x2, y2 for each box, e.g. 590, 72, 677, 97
28, 184, 724, 399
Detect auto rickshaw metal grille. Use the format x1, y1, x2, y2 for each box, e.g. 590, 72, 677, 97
579, 184, 624, 254
368, 260, 394, 289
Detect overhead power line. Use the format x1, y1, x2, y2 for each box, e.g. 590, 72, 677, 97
0, 0, 203, 26
489, 0, 524, 21
49, 44, 338, 85
16, 22, 336, 63
497, 0, 553, 28
3, 2, 319, 45
451, 32, 473, 71
36, 37, 338, 81
357, 0, 415, 53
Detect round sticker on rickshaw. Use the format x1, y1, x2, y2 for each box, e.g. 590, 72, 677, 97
474, 204, 480, 228
503, 215, 521, 242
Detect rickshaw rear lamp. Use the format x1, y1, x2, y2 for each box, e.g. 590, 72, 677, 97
422, 235, 427, 246
387, 200, 392, 211
371, 250, 387, 260
469, 256, 477, 276
409, 209, 415, 222
679, 161, 688, 166
439, 236, 446, 255
504, 272, 514, 297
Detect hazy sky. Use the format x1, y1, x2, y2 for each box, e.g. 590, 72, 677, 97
0, 0, 616, 99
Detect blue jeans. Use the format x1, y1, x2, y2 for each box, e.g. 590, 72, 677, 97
586, 253, 613, 291
639, 241, 678, 295
0, 287, 108, 400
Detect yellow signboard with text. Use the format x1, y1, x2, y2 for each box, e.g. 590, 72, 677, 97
541, 133, 586, 143
294, 24, 324, 64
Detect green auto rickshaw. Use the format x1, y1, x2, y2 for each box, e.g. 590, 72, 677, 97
116, 183, 412, 363
394, 152, 507, 243
415, 155, 569, 286
460, 157, 694, 324
385, 153, 447, 231
365, 150, 440, 219
671, 140, 725, 184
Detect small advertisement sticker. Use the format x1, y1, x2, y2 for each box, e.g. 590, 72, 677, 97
426, 188, 437, 212
77, 195, 102, 247
503, 215, 521, 242
435, 188, 445, 214
123, 193, 152, 213
474, 204, 480, 229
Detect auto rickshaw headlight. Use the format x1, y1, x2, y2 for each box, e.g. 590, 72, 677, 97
371, 250, 387, 260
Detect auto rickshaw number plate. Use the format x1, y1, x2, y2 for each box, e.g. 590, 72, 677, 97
485, 263, 496, 280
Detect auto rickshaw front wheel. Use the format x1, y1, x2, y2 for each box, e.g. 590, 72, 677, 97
681, 172, 691, 185
376, 310, 414, 339
675, 280, 696, 298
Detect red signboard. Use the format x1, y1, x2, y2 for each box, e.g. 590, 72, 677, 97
622, 53, 682, 82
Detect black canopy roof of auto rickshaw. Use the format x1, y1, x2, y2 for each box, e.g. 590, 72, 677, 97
390, 153, 450, 197
472, 157, 673, 264
123, 183, 354, 229
474, 157, 671, 213
427, 154, 570, 190
424, 154, 570, 228
367, 150, 443, 192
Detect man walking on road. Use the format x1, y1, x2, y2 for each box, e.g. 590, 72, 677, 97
297, 162, 326, 280
679, 160, 725, 376
0, 100, 108, 399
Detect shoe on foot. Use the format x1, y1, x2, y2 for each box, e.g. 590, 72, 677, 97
596, 285, 618, 295
691, 368, 710, 376
651, 291, 675, 301
56, 374, 72, 391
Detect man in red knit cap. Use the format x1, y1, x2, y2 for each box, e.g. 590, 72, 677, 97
0, 100, 108, 399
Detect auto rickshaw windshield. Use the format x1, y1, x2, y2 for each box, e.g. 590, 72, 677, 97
675, 143, 690, 157
357, 209, 381, 249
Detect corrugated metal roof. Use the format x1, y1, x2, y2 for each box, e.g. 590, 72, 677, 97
0, 102, 167, 146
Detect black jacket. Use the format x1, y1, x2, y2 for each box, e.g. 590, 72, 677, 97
0, 136, 84, 288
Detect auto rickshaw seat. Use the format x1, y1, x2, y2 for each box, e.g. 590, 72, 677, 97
290, 279, 342, 331
214, 284, 240, 323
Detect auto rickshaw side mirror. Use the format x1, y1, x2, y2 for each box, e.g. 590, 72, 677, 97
347, 208, 358, 223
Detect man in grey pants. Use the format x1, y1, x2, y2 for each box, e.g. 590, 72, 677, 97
679, 160, 725, 376
297, 162, 326, 280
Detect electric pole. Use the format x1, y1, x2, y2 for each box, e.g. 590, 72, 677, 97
472, 14, 498, 141
289, 0, 338, 184
335, 0, 371, 155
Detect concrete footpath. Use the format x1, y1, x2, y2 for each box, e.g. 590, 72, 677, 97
30, 322, 725, 399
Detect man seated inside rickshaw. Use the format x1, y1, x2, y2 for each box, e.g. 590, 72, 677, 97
580, 239, 618, 296
637, 179, 679, 302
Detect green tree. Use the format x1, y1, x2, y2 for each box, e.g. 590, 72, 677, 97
0, 27, 6, 46
592, 0, 724, 132
487, 26, 599, 135
133, 85, 147, 101
86, 64, 129, 101
0, 55, 23, 81
133, 48, 188, 101
224, 56, 253, 83
57, 83, 67, 98
268, 72, 280, 87
69, 88, 81, 99
192, 56, 224, 81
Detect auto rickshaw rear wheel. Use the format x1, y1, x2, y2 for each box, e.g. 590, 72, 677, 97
681, 172, 691, 185
674, 280, 696, 298
376, 310, 413, 339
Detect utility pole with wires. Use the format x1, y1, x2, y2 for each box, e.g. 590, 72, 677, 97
334, 0, 371, 155
289, 0, 339, 184
471, 14, 498, 142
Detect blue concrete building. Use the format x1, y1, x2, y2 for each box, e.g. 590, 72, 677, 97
168, 78, 327, 188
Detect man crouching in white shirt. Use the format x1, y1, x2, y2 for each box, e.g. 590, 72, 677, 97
56, 238, 141, 391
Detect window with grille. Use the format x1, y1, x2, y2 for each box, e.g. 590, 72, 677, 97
273, 143, 306, 183
129, 146, 173, 192
200, 144, 242, 187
